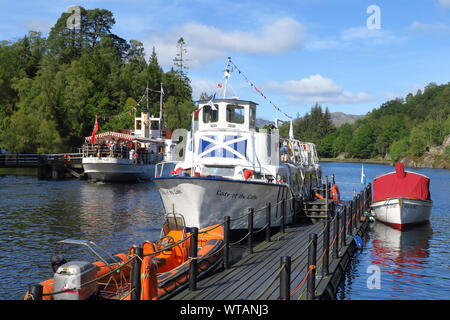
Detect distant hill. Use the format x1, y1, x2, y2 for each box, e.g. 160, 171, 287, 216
255, 118, 274, 128
330, 112, 365, 127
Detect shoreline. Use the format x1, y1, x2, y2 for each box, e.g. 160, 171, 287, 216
319, 158, 394, 166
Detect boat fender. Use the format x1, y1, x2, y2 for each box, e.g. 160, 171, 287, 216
331, 184, 340, 204
315, 193, 325, 200
140, 256, 158, 300
353, 235, 363, 250
132, 158, 138, 165
243, 169, 253, 180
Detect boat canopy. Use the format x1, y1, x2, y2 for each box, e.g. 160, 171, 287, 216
373, 163, 431, 202
85, 131, 163, 144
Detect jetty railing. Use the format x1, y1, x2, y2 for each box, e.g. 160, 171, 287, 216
27, 180, 372, 300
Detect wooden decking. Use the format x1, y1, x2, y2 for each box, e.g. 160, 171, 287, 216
167, 183, 372, 301
169, 221, 332, 300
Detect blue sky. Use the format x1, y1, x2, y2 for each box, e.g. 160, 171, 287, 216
1, 0, 449, 120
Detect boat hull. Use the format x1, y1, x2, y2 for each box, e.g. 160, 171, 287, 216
153, 176, 292, 230
82, 158, 155, 182
371, 197, 432, 230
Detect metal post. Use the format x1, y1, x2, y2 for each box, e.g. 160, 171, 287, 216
343, 205, 348, 246
280, 256, 291, 300
131, 245, 143, 300
322, 220, 330, 277
266, 203, 271, 242
333, 214, 339, 259
189, 227, 199, 291
223, 216, 230, 269
349, 200, 353, 236
248, 208, 254, 254
307, 233, 317, 300
281, 199, 285, 233
325, 176, 328, 219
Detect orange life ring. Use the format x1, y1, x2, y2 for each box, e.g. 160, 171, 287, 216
331, 184, 340, 204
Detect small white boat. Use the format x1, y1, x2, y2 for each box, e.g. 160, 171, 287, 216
371, 163, 432, 230
153, 59, 322, 230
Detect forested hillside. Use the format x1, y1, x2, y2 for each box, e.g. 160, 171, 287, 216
280, 82, 450, 166
0, 7, 194, 153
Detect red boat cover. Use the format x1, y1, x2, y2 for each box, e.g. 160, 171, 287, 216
373, 163, 431, 202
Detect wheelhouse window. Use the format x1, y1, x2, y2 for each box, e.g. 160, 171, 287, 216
226, 104, 245, 124
249, 106, 256, 128
203, 105, 219, 123
136, 120, 142, 130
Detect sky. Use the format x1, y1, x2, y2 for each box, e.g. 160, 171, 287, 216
1, 0, 449, 120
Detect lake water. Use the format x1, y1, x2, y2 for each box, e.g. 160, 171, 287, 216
320, 162, 450, 300
0, 162, 448, 300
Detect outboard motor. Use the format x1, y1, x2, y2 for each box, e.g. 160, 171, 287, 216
53, 261, 98, 300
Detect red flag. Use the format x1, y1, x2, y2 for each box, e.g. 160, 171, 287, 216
91, 115, 99, 144
218, 82, 222, 88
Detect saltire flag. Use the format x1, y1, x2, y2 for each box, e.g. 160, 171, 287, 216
195, 93, 217, 118
91, 115, 99, 144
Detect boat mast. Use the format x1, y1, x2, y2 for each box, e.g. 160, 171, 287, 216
159, 82, 163, 137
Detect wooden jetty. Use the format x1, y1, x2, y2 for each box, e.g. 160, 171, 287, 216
0, 153, 84, 180
166, 182, 372, 301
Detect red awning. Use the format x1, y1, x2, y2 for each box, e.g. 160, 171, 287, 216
373, 163, 431, 202
85, 131, 164, 144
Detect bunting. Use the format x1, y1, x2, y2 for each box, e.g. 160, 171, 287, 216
227, 57, 292, 120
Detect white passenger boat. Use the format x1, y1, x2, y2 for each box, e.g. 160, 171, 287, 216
82, 85, 171, 182
153, 59, 322, 230
371, 163, 432, 230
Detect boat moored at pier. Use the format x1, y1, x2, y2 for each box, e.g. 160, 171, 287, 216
154, 58, 322, 230
371, 163, 432, 230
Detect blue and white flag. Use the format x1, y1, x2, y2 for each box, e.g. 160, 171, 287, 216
361, 163, 366, 185
207, 93, 217, 110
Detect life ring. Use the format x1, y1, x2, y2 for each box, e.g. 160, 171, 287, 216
331, 184, 340, 204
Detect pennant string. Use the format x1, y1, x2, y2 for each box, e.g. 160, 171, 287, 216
227, 58, 292, 120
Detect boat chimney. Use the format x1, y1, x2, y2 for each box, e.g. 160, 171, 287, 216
142, 110, 149, 138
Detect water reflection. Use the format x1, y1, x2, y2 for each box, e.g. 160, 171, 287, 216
370, 222, 433, 287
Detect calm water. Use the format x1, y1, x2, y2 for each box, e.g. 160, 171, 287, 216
0, 162, 448, 300
321, 162, 450, 300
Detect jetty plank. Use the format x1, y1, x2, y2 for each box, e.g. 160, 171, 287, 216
169, 221, 328, 300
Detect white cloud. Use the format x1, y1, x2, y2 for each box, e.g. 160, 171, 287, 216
306, 26, 402, 50
142, 18, 306, 69
438, 0, 450, 9
22, 19, 52, 33
409, 21, 449, 32
265, 74, 376, 104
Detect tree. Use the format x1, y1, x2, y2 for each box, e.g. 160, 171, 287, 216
173, 37, 189, 76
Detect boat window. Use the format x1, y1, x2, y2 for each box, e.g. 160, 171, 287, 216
226, 105, 245, 124
136, 120, 142, 130
202, 166, 234, 177
249, 106, 256, 128
151, 120, 159, 130
203, 105, 219, 123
